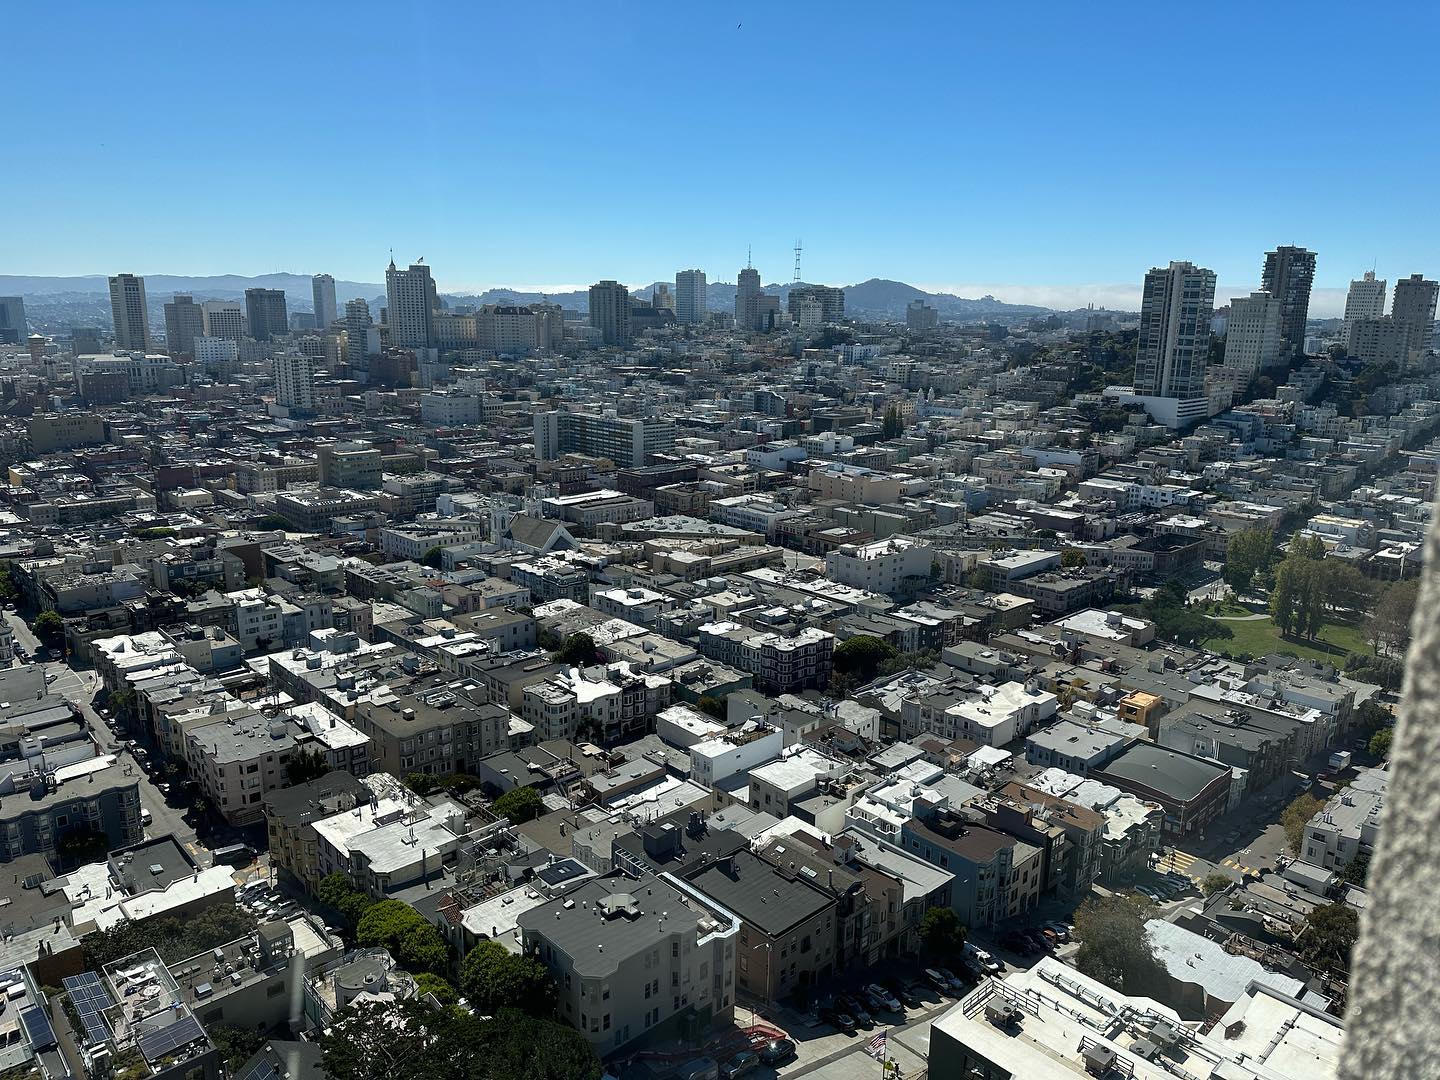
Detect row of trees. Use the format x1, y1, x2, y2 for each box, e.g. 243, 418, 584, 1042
83, 906, 257, 968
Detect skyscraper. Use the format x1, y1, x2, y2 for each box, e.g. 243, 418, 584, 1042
1133, 261, 1216, 399
787, 285, 845, 324
675, 270, 707, 326
275, 352, 317, 412
163, 294, 205, 356
735, 265, 762, 332
202, 301, 245, 342
0, 297, 27, 344
108, 273, 150, 351
652, 284, 674, 313
1222, 292, 1284, 377
1342, 271, 1387, 340
1391, 273, 1439, 362
1260, 245, 1316, 362
385, 259, 437, 349
344, 298, 377, 375
588, 281, 632, 346
312, 274, 337, 330
244, 288, 289, 342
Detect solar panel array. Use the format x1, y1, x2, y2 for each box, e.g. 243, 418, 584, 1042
234, 1052, 283, 1080
138, 1012, 205, 1063
63, 972, 114, 1046
19, 1004, 57, 1050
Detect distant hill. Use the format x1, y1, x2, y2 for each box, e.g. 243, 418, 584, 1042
5, 272, 1055, 320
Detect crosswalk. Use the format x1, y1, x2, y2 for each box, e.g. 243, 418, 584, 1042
1220, 856, 1265, 877
1154, 849, 1199, 878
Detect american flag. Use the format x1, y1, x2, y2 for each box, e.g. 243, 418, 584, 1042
866, 1029, 887, 1061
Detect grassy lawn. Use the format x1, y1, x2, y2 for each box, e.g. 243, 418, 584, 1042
1201, 613, 1372, 664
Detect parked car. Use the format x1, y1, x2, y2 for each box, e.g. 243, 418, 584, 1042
1135, 885, 1164, 902
935, 966, 968, 992
1042, 921, 1072, 942
719, 1050, 759, 1079
838, 994, 873, 1026
758, 1039, 796, 1066
820, 1007, 857, 1034
885, 979, 920, 1008
925, 968, 953, 994
1002, 930, 1038, 956
677, 1057, 719, 1080
865, 983, 902, 1013
963, 944, 1002, 974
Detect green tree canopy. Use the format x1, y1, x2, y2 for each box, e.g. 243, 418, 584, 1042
491, 785, 544, 824
1201, 872, 1233, 898
355, 901, 450, 974
1339, 853, 1370, 887
458, 941, 558, 1017
1368, 726, 1394, 760
317, 873, 374, 928
1281, 792, 1324, 853
412, 972, 459, 1005
1072, 895, 1165, 996
1297, 903, 1359, 975
1224, 527, 1274, 594
1367, 580, 1418, 657
919, 906, 967, 957
833, 635, 899, 683
83, 906, 257, 969
33, 609, 63, 641
286, 748, 331, 786
421, 546, 445, 569
1060, 549, 1087, 568
322, 1000, 599, 1080
208, 1024, 266, 1071
551, 632, 599, 667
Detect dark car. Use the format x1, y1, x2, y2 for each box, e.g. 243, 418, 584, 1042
885, 978, 920, 1008
758, 1039, 796, 1065
820, 1007, 856, 1034
837, 994, 873, 1026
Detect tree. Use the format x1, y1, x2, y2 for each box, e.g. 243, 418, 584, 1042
1281, 792, 1325, 853
1072, 895, 1165, 995
356, 901, 450, 975
421, 546, 445, 569
322, 1000, 599, 1080
919, 906, 967, 957
832, 635, 899, 684
491, 785, 544, 824
1060, 549, 1087, 569
1367, 580, 1419, 657
1368, 726, 1393, 760
286, 748, 331, 786
459, 940, 558, 1017
404, 772, 436, 796
412, 972, 459, 1005
696, 695, 726, 720
1270, 552, 1326, 640
33, 609, 63, 642
1201, 872, 1233, 898
208, 1024, 266, 1070
881, 404, 904, 439
1325, 563, 1374, 617
551, 632, 599, 667
317, 873, 374, 929
1297, 903, 1359, 975
84, 906, 257, 969
1224, 528, 1274, 594
1339, 853, 1370, 887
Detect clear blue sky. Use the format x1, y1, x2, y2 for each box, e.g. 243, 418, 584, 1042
8, 1, 1438, 310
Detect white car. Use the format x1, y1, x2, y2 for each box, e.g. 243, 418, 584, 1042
865, 983, 902, 1012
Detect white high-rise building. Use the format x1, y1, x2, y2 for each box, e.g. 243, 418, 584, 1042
1133, 261, 1215, 399
108, 273, 150, 351
312, 274, 337, 330
1342, 271, 1386, 340
385, 259, 437, 349
675, 269, 707, 325
275, 352, 317, 412
194, 336, 240, 371
1223, 292, 1284, 377
202, 301, 245, 342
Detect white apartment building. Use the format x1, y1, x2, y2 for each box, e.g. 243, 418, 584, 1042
708, 494, 799, 539
378, 522, 487, 561
824, 537, 934, 594
275, 352, 316, 411
201, 300, 245, 342
1223, 292, 1284, 376
1342, 271, 1386, 340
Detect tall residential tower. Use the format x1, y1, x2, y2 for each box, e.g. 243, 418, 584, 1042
385, 259, 437, 349
108, 273, 150, 351
675, 269, 707, 325
312, 274, 337, 330
1133, 261, 1216, 399
1260, 245, 1316, 361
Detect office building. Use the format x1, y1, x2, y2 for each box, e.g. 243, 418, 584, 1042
787, 285, 845, 324
1133, 261, 1216, 399
906, 299, 938, 330
108, 273, 150, 350
588, 280, 632, 345
534, 410, 676, 468
675, 269, 707, 325
275, 353, 317, 413
202, 300, 245, 342
245, 288, 289, 342
735, 265, 763, 331
1260, 245, 1316, 361
163, 294, 205, 356
651, 283, 674, 312
344, 297, 378, 376
1391, 273, 1439, 361
312, 273, 337, 330
0, 296, 26, 344
317, 441, 383, 489
1342, 271, 1386, 339
195, 335, 240, 371
1222, 292, 1284, 376
385, 259, 438, 349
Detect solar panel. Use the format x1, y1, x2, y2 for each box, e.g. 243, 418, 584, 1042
233, 1052, 282, 1080
19, 1004, 57, 1050
63, 972, 114, 1046
138, 1013, 205, 1063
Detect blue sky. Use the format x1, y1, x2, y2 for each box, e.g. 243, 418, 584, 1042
7, 2, 1437, 312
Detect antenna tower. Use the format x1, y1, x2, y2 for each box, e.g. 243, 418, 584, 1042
793, 239, 803, 284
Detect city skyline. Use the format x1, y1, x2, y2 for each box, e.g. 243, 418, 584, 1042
7, 3, 1437, 310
